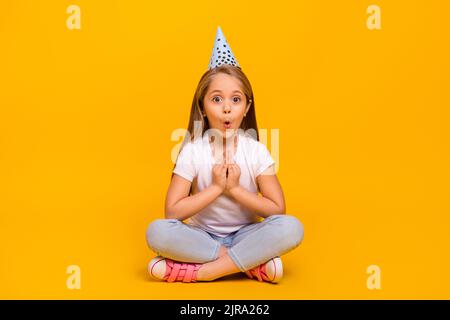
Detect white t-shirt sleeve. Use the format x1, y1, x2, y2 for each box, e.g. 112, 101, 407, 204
173, 143, 196, 182
254, 142, 276, 177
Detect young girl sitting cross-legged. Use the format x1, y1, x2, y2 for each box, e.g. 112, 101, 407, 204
146, 26, 304, 283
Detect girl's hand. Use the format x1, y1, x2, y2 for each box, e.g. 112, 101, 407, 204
212, 163, 227, 191
224, 163, 241, 196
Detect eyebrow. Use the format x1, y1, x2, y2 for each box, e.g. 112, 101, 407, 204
209, 89, 243, 95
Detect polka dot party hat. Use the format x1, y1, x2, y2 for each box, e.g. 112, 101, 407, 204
208, 26, 240, 70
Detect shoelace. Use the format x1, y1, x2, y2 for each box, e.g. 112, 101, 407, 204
245, 263, 270, 282
164, 259, 202, 283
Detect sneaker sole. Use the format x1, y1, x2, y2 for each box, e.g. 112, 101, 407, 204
148, 256, 166, 281
267, 257, 283, 283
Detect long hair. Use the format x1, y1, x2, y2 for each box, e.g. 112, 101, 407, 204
171, 65, 259, 189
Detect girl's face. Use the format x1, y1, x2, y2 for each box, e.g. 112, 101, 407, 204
203, 73, 250, 136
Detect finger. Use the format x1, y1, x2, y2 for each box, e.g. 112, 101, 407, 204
228, 152, 234, 164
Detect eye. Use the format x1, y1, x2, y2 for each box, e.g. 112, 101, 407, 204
212, 96, 222, 103
233, 96, 241, 103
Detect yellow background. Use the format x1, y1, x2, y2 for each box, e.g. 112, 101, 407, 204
1, 0, 449, 299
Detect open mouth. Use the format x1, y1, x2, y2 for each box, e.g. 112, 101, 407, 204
224, 120, 232, 128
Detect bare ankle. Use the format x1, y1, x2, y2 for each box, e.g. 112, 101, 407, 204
217, 245, 228, 259
197, 265, 215, 281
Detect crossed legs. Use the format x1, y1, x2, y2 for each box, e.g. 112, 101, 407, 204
146, 215, 304, 282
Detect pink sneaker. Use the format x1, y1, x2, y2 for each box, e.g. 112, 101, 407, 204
148, 256, 203, 283
245, 257, 283, 283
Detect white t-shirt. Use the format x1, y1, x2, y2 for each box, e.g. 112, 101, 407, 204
172, 130, 276, 238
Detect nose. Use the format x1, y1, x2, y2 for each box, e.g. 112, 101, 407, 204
223, 103, 231, 114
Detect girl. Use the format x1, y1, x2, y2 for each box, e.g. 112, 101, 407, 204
146, 27, 304, 283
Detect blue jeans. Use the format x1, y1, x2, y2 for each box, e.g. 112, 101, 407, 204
146, 214, 304, 272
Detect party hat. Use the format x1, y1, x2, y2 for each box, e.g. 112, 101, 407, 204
208, 26, 240, 70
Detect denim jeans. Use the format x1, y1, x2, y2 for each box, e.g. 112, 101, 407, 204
146, 214, 304, 272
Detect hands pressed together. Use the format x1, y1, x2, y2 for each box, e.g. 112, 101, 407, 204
211, 150, 241, 197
